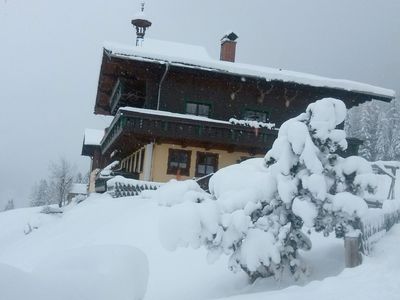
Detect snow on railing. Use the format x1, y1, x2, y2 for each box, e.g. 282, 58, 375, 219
106, 176, 162, 198
229, 118, 275, 129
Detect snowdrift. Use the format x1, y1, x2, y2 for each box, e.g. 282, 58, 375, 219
0, 245, 148, 300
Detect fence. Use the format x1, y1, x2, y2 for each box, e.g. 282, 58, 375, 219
345, 201, 400, 267
106, 176, 162, 198
358, 202, 400, 255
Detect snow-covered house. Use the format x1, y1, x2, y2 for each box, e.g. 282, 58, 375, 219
67, 183, 88, 203
82, 128, 106, 172
81, 5, 395, 187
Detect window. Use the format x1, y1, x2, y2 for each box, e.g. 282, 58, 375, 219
167, 149, 192, 176
185, 102, 211, 117
196, 152, 218, 177
244, 110, 269, 122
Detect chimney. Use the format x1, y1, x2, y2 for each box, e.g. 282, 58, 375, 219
220, 32, 238, 62
131, 1, 152, 46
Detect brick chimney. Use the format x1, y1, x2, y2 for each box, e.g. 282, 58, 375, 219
220, 32, 238, 62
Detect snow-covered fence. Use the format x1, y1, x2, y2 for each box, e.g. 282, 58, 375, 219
358, 201, 400, 255
106, 176, 162, 198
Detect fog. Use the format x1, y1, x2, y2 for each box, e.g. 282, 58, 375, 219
0, 0, 399, 207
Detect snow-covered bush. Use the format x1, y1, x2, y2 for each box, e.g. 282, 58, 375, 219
159, 98, 376, 281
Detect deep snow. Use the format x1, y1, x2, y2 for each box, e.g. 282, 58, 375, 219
0, 192, 399, 299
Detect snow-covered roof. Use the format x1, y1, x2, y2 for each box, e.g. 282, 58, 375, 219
83, 129, 105, 146
105, 39, 210, 62
70, 183, 87, 195
103, 39, 395, 100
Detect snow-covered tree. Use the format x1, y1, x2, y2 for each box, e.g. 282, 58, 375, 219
30, 179, 53, 207
357, 101, 380, 160
159, 98, 371, 281
374, 110, 390, 160
75, 172, 83, 184
346, 99, 400, 161
49, 158, 74, 208
388, 99, 400, 160
74, 172, 89, 184
3, 199, 15, 211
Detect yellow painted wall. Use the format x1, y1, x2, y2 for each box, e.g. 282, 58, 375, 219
150, 143, 263, 182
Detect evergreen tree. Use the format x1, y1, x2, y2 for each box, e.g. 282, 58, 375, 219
357, 101, 380, 160
3, 199, 15, 211
375, 110, 390, 160
30, 179, 52, 207
346, 99, 400, 161
160, 98, 372, 281
388, 99, 400, 160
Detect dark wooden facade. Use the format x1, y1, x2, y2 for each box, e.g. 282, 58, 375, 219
94, 50, 391, 127
82, 47, 393, 177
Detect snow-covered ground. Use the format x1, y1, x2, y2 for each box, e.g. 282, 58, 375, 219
0, 193, 399, 300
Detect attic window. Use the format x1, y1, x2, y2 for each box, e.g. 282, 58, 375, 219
185, 102, 211, 118
243, 110, 270, 123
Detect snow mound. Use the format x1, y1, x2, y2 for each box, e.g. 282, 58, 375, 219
154, 179, 207, 206
209, 158, 276, 208
332, 192, 368, 217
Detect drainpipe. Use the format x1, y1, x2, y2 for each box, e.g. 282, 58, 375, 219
157, 62, 170, 110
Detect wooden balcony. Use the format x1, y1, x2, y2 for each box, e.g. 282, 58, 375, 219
109, 78, 146, 115
100, 108, 363, 158
100, 108, 278, 156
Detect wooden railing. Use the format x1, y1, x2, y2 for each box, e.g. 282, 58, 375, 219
344, 162, 400, 267
358, 203, 400, 255
344, 201, 400, 268
100, 109, 278, 155
109, 79, 146, 115
109, 78, 123, 115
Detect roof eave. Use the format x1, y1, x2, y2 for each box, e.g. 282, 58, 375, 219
105, 50, 395, 102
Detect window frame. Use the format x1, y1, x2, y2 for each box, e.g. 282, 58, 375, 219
243, 108, 270, 123
195, 152, 219, 177
167, 149, 192, 176
184, 101, 212, 118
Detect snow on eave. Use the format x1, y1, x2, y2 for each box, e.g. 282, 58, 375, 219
83, 128, 105, 146
103, 41, 395, 100
119, 107, 231, 125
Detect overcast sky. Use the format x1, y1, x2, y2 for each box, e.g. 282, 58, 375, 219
0, 0, 399, 208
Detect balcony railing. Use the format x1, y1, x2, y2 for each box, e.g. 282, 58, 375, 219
100, 109, 278, 155
109, 78, 146, 115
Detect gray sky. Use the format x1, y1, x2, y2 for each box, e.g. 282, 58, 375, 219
0, 0, 399, 208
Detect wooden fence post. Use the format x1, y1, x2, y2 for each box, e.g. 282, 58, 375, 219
344, 236, 362, 268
